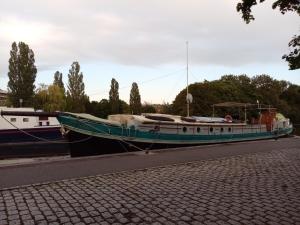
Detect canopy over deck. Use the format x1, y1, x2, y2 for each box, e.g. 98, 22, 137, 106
212, 102, 253, 108
212, 102, 276, 110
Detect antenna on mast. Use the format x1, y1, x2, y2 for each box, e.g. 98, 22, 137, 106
186, 41, 192, 117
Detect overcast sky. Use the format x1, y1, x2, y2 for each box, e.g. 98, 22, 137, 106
0, 0, 299, 103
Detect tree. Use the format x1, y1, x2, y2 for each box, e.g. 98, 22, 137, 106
85, 98, 126, 118
34, 84, 66, 112
53, 71, 65, 93
47, 85, 66, 112
33, 84, 48, 110
236, 0, 300, 70
109, 78, 120, 114
282, 35, 300, 70
97, 99, 112, 118
141, 103, 157, 113
120, 99, 130, 114
7, 42, 37, 107
66, 62, 86, 112
172, 74, 298, 116
129, 82, 142, 114
160, 102, 173, 114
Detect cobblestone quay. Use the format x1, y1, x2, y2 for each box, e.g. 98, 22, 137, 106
1, 144, 300, 224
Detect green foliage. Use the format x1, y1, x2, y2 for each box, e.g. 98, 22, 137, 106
7, 42, 37, 107
236, 0, 260, 24
236, 0, 300, 70
237, 0, 300, 24
85, 77, 129, 117
251, 75, 288, 107
160, 103, 173, 114
129, 82, 142, 114
33, 84, 48, 110
66, 62, 86, 112
98, 99, 112, 118
34, 84, 66, 112
53, 71, 65, 93
282, 35, 300, 70
172, 75, 300, 128
109, 78, 120, 114
120, 100, 130, 114
141, 103, 157, 113
85, 101, 102, 118
280, 84, 300, 125
85, 99, 111, 119
85, 99, 129, 118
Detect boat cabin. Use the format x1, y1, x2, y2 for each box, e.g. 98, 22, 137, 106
0, 107, 60, 130
107, 101, 291, 136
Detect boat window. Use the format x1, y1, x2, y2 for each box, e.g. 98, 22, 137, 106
228, 127, 232, 132
39, 122, 43, 126
10, 118, 16, 122
220, 127, 224, 132
197, 127, 200, 133
183, 127, 187, 133
210, 127, 213, 132
39, 116, 48, 121
23, 118, 29, 122
47, 122, 50, 126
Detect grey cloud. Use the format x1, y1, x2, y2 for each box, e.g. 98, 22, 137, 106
0, 0, 298, 76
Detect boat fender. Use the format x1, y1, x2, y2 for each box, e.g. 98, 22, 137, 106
272, 130, 279, 140
60, 126, 70, 136
225, 115, 233, 123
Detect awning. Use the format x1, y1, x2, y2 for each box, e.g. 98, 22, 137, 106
212, 102, 276, 110
212, 102, 253, 107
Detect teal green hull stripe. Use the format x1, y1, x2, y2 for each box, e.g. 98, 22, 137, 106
58, 115, 293, 145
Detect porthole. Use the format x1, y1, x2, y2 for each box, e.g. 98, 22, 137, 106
220, 127, 224, 132
183, 127, 187, 133
197, 127, 201, 133
10, 118, 16, 122
210, 127, 213, 132
23, 118, 29, 122
228, 127, 232, 132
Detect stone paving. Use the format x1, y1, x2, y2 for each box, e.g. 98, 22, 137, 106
0, 148, 300, 225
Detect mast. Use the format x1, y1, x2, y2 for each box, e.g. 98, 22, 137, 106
186, 41, 189, 117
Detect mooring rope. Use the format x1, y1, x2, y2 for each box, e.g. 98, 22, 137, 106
1, 115, 149, 152
1, 115, 93, 144
77, 118, 146, 152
